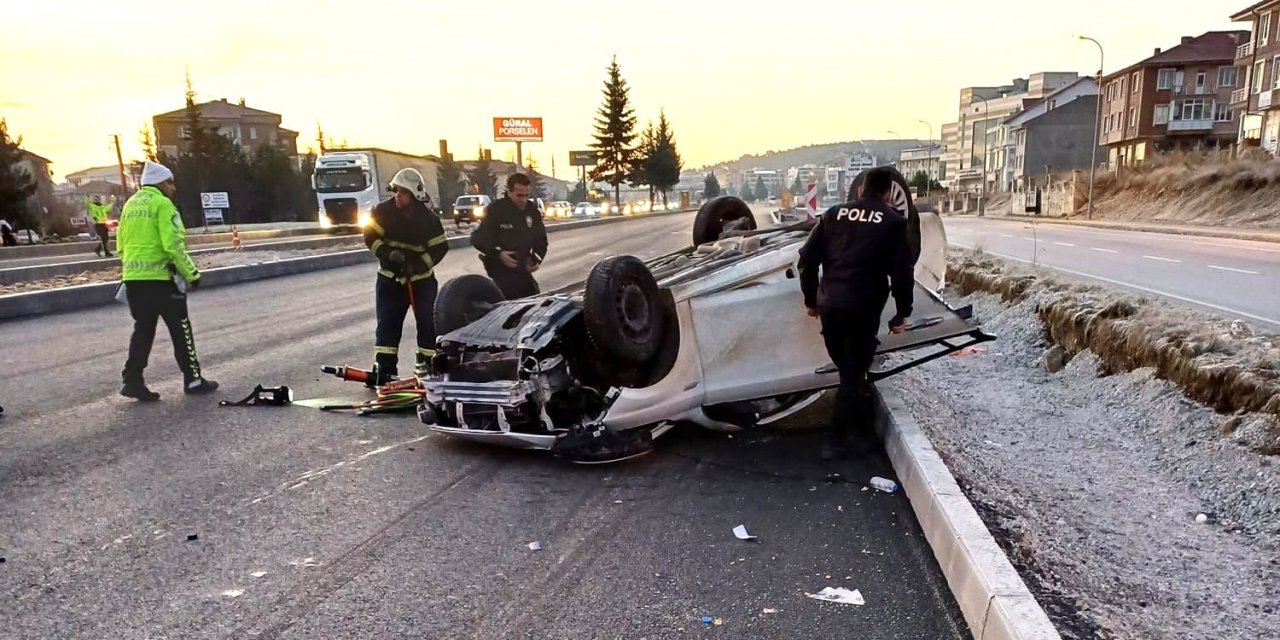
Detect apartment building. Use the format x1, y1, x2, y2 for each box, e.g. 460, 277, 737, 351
153, 98, 300, 158
1231, 1, 1280, 151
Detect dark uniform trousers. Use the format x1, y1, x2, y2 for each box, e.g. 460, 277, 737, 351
819, 306, 883, 440
484, 263, 540, 300
374, 275, 438, 376
122, 280, 201, 384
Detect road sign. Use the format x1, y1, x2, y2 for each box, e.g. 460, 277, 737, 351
804, 183, 819, 220
493, 117, 544, 142
203, 209, 225, 225
200, 192, 230, 209
569, 150, 598, 167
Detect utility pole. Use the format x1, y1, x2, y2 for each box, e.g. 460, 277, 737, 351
516, 141, 523, 171
113, 135, 129, 195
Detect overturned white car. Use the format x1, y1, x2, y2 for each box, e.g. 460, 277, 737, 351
419, 178, 992, 462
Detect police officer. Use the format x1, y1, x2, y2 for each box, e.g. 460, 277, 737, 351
469, 173, 547, 299
364, 168, 449, 384
87, 195, 114, 257
798, 167, 914, 460
118, 161, 218, 401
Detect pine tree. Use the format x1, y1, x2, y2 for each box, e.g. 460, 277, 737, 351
437, 152, 464, 214
648, 109, 682, 206
0, 119, 37, 228
754, 176, 768, 201
631, 121, 656, 204
588, 56, 637, 208
527, 156, 548, 200
791, 175, 804, 196
739, 180, 754, 202
139, 122, 158, 162
703, 173, 721, 199
470, 146, 497, 197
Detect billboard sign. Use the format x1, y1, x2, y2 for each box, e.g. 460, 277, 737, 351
493, 117, 544, 142
569, 150, 598, 167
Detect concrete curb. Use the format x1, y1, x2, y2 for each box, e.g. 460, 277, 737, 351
0, 209, 696, 322
0, 235, 368, 286
0, 226, 330, 261
958, 213, 1280, 244
875, 385, 1061, 640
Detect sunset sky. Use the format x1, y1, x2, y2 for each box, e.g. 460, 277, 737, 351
0, 0, 1242, 180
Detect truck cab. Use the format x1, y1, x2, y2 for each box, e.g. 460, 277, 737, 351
313, 152, 377, 228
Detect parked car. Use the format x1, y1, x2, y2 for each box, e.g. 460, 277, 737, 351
419, 174, 989, 463
453, 195, 492, 226
572, 202, 598, 217
547, 201, 573, 219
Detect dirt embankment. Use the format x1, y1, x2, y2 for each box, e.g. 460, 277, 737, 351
1090, 153, 1280, 230
948, 251, 1280, 455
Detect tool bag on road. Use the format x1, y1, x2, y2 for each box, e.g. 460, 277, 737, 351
219, 385, 294, 407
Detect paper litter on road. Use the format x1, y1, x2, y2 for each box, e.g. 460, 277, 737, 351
807, 587, 865, 606
250, 571, 268, 578
762, 608, 778, 614
732, 525, 757, 541
527, 541, 543, 551
221, 589, 244, 598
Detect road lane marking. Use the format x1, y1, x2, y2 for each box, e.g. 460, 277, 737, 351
975, 249, 1280, 329
1142, 255, 1181, 263
1091, 248, 1118, 253
1022, 237, 1038, 241
999, 233, 1014, 238
1208, 265, 1260, 275
1054, 242, 1076, 247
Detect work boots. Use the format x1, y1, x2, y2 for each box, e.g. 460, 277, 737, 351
184, 378, 220, 395
121, 381, 160, 402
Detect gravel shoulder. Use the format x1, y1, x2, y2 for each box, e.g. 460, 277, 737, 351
886, 290, 1280, 639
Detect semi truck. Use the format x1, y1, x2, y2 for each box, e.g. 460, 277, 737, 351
312, 148, 440, 228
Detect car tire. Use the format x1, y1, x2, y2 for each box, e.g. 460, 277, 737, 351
583, 255, 664, 364
692, 196, 757, 246
434, 274, 505, 335
847, 166, 921, 265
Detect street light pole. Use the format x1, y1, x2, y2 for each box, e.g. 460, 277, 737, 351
918, 119, 934, 189
887, 130, 902, 167
1079, 35, 1104, 220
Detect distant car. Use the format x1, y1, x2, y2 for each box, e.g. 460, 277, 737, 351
573, 202, 597, 217
14, 230, 41, 244
453, 195, 492, 226
547, 201, 573, 219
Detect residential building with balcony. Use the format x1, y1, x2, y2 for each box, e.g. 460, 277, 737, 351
1100, 32, 1248, 167
153, 98, 300, 159
895, 144, 944, 185
1230, 1, 1280, 151
942, 72, 1081, 192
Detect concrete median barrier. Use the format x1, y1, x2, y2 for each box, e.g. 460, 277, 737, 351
0, 208, 694, 322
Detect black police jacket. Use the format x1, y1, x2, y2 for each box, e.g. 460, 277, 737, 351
797, 196, 914, 318
469, 196, 548, 270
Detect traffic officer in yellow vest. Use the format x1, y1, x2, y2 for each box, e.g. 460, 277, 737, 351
117, 161, 218, 401
364, 168, 449, 384
87, 195, 114, 257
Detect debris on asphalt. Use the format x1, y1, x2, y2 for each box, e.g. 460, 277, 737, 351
221, 589, 244, 598
186, 534, 199, 542
950, 346, 986, 358
714, 618, 723, 626
822, 473, 844, 483
250, 571, 268, 578
1195, 513, 1209, 524
762, 608, 778, 615
288, 557, 318, 568
701, 616, 713, 624
0, 557, 6, 563
807, 587, 865, 606
732, 525, 757, 541
527, 541, 543, 551
869, 477, 898, 493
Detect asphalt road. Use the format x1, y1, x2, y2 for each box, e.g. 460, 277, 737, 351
0, 208, 967, 639
946, 216, 1280, 331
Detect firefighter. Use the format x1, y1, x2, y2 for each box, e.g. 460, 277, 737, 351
469, 173, 547, 300
118, 161, 218, 401
798, 167, 914, 460
87, 195, 114, 257
364, 168, 449, 384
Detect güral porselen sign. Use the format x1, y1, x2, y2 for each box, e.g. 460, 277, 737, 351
493, 117, 544, 142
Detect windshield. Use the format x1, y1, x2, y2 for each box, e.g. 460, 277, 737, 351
455, 196, 485, 207
315, 168, 368, 193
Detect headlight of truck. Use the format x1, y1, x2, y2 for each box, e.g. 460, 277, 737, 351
319, 213, 333, 229
475, 206, 486, 218
357, 211, 372, 228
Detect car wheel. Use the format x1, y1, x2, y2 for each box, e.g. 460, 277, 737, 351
434, 274, 505, 335
847, 166, 921, 265
583, 255, 665, 364
691, 196, 757, 246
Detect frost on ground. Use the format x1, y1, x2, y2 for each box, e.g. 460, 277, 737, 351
887, 279, 1280, 639
0, 243, 364, 296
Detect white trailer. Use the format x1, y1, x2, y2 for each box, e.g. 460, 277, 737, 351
312, 148, 439, 228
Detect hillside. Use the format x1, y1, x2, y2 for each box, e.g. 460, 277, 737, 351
695, 139, 928, 173
1091, 151, 1280, 230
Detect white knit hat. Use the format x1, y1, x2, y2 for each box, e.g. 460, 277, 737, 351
140, 161, 174, 186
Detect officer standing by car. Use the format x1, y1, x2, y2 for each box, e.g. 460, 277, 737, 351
798, 167, 914, 460
87, 195, 114, 257
469, 173, 547, 299
117, 161, 218, 401
364, 168, 450, 384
